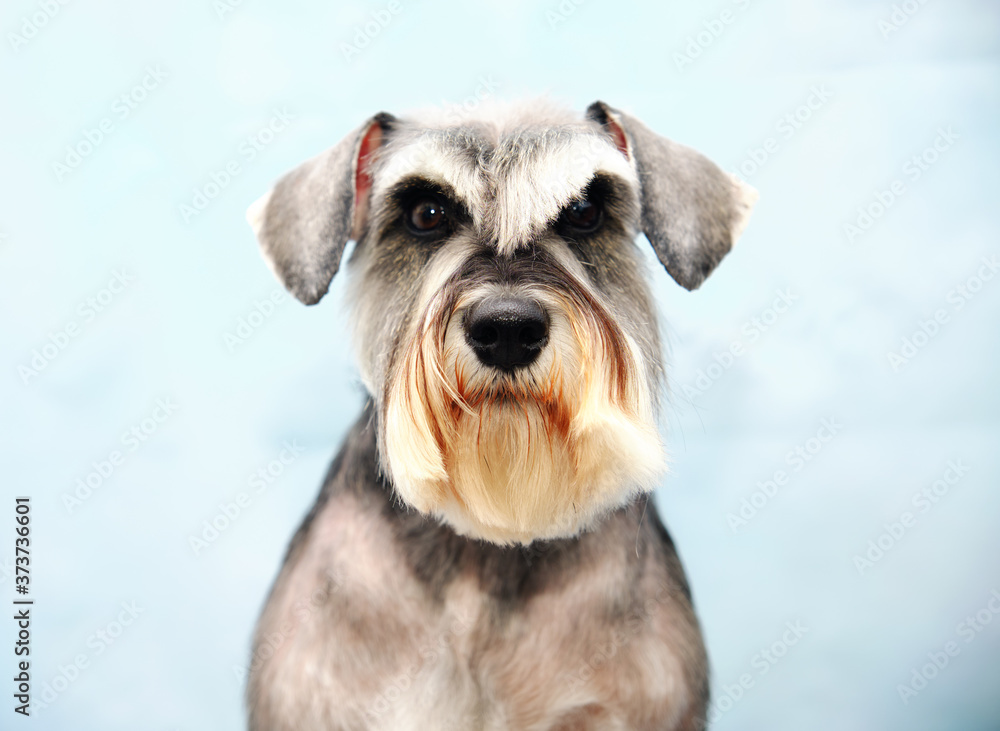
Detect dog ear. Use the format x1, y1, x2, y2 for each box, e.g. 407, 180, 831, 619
586, 101, 757, 290
247, 112, 395, 305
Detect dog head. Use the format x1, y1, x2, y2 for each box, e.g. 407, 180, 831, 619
248, 100, 757, 544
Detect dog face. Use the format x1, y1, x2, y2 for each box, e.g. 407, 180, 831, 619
249, 100, 756, 544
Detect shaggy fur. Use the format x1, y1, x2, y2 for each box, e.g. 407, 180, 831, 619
245, 99, 756, 730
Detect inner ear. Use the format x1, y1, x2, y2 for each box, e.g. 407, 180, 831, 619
587, 101, 630, 159
605, 117, 630, 159
352, 121, 386, 239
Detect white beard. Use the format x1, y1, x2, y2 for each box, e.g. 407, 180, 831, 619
383, 284, 664, 545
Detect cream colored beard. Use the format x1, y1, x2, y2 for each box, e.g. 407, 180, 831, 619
384, 290, 665, 546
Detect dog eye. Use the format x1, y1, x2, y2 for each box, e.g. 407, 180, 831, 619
405, 196, 447, 234
560, 198, 602, 233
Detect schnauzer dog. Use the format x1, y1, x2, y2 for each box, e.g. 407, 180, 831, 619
245, 100, 756, 730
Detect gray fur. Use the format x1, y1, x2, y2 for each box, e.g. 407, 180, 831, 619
587, 101, 752, 290
252, 113, 394, 305
247, 408, 709, 731
245, 100, 756, 731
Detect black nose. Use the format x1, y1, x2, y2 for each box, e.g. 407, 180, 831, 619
464, 296, 549, 370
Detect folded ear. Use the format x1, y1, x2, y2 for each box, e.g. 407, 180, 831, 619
586, 101, 757, 290
247, 112, 395, 305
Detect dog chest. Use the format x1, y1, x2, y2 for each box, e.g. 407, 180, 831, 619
249, 487, 702, 730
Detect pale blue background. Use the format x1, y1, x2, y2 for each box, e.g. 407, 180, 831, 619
1, 1, 998, 729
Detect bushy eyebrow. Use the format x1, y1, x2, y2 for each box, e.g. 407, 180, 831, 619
373, 132, 487, 214
384, 175, 463, 208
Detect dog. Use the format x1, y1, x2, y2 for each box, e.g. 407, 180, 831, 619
244, 99, 756, 731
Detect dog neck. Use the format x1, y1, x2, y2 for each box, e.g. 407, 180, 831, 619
291, 402, 688, 607
251, 402, 709, 730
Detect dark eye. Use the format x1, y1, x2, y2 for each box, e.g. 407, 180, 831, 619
405, 196, 447, 234
560, 197, 602, 233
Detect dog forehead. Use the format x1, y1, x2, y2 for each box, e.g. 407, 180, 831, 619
487, 129, 636, 254
372, 105, 637, 252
